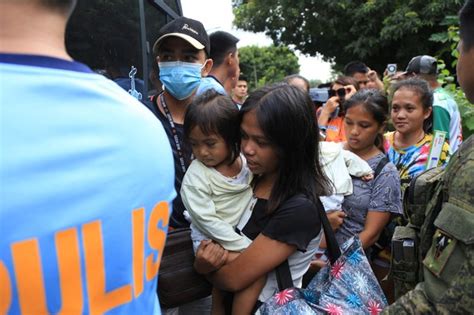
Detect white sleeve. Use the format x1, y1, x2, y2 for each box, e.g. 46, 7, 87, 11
181, 162, 251, 252
342, 149, 373, 177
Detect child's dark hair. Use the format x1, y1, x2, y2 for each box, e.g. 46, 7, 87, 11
184, 90, 240, 164
240, 83, 330, 213
344, 89, 389, 151
391, 78, 433, 133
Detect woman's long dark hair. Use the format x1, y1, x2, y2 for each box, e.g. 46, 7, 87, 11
344, 89, 389, 152
240, 84, 330, 213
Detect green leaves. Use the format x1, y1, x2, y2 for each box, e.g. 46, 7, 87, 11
437, 58, 474, 139
238, 45, 300, 89
430, 33, 450, 43
232, 0, 464, 72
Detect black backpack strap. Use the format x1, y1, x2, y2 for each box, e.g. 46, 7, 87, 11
374, 156, 389, 179
317, 198, 341, 264
275, 260, 293, 291
275, 199, 341, 291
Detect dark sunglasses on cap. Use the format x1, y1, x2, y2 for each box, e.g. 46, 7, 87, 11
329, 87, 346, 98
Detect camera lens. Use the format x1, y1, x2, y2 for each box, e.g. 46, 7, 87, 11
336, 88, 346, 98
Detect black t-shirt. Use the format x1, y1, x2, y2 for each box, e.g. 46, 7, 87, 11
241, 194, 322, 252
143, 95, 192, 228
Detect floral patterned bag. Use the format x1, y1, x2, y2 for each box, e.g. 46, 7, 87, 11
303, 236, 388, 314
257, 205, 388, 315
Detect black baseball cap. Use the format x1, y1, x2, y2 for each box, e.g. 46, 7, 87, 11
404, 55, 438, 75
153, 17, 210, 56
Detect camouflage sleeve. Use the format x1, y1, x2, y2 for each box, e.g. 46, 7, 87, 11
383, 242, 474, 315
382, 286, 438, 314
385, 137, 474, 315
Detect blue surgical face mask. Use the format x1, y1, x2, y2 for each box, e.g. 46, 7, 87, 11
158, 61, 205, 100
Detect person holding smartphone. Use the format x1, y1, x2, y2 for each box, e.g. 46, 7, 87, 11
317, 76, 358, 142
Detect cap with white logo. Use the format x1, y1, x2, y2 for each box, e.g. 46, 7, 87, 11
153, 17, 210, 56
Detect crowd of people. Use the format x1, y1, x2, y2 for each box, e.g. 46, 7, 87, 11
1, 0, 473, 314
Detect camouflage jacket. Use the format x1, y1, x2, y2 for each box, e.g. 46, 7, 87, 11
383, 135, 474, 314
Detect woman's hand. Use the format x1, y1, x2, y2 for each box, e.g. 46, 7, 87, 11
205, 234, 296, 292
361, 173, 374, 181
322, 96, 340, 115
318, 96, 340, 128
326, 210, 346, 231
309, 258, 327, 271
194, 240, 228, 275
344, 84, 357, 99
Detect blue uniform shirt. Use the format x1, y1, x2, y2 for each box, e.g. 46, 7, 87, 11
0, 54, 175, 315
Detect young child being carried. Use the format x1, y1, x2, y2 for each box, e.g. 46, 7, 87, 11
181, 90, 264, 315
313, 141, 374, 262
319, 141, 374, 213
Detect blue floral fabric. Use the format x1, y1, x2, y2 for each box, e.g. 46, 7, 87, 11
257, 237, 387, 315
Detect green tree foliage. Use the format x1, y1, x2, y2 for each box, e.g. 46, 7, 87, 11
439, 62, 474, 139
239, 45, 300, 89
432, 25, 474, 139
309, 79, 323, 88
233, 0, 464, 72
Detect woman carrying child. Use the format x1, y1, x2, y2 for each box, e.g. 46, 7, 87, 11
193, 84, 330, 312
333, 89, 403, 249
181, 90, 264, 315
331, 89, 403, 303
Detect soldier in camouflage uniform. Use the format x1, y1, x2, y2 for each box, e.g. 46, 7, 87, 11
383, 0, 474, 313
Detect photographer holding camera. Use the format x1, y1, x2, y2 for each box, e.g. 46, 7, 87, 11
317, 76, 358, 142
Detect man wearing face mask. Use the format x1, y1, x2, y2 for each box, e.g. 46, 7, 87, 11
145, 17, 213, 229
